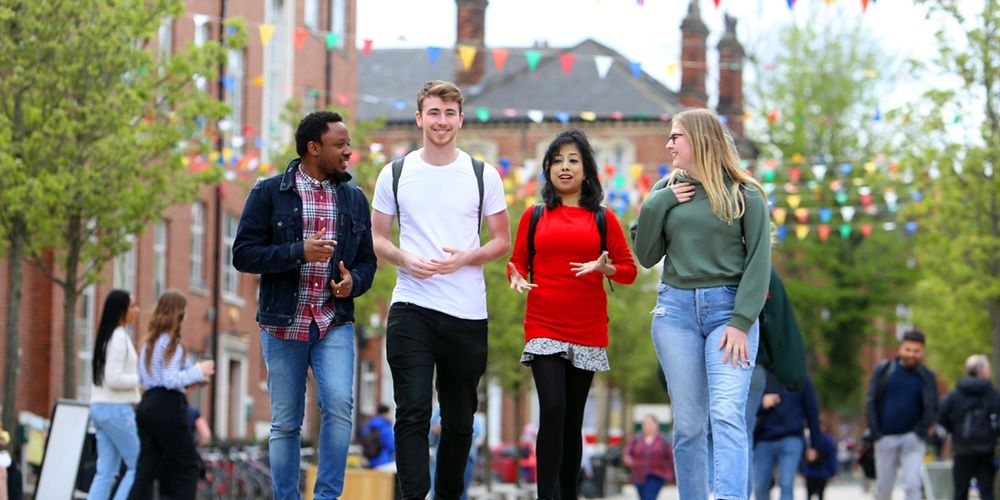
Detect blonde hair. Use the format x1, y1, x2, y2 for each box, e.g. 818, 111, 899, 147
416, 80, 464, 114
666, 108, 765, 223
143, 290, 187, 372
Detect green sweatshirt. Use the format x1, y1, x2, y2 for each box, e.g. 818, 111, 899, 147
633, 176, 771, 332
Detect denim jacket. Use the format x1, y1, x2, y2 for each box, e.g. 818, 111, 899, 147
232, 158, 377, 328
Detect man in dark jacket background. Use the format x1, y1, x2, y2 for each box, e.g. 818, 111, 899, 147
753, 372, 823, 500
938, 354, 1000, 500
864, 330, 939, 500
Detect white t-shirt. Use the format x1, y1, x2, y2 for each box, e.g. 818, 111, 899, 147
372, 149, 507, 319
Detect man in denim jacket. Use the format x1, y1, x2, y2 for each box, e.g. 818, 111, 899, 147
233, 111, 376, 500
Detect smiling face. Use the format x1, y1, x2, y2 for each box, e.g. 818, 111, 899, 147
666, 123, 694, 176
310, 121, 352, 179
898, 340, 925, 369
416, 95, 463, 148
122, 295, 139, 326
547, 142, 584, 197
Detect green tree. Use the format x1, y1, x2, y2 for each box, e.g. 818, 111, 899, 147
900, 0, 1000, 385
749, 14, 917, 411
0, 0, 240, 429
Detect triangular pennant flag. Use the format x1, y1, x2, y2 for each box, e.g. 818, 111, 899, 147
525, 50, 541, 72
811, 164, 827, 180
629, 61, 642, 79
527, 110, 544, 123
818, 225, 831, 241
475, 107, 490, 122
555, 112, 570, 124
492, 48, 509, 70
259, 24, 275, 48
772, 207, 787, 225
294, 28, 308, 52
325, 33, 340, 50
795, 225, 810, 240
580, 111, 597, 122
427, 46, 442, 64
667, 63, 679, 77
193, 14, 210, 27
714, 0, 722, 6
861, 0, 870, 12
794, 208, 809, 223
840, 206, 856, 222
252, 75, 265, 87
559, 53, 576, 75
363, 39, 373, 56
458, 44, 477, 70
786, 195, 801, 209
787, 0, 796, 9
839, 224, 852, 239
594, 55, 613, 79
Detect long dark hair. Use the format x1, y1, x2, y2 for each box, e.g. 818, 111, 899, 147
92, 289, 131, 387
540, 128, 603, 212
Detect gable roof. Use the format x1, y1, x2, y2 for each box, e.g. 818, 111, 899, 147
357, 38, 681, 124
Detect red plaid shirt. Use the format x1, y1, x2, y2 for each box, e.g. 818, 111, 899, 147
261, 167, 339, 341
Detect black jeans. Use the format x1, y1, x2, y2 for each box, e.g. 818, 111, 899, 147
805, 476, 828, 500
952, 452, 995, 500
530, 355, 595, 500
386, 302, 488, 500
129, 388, 200, 500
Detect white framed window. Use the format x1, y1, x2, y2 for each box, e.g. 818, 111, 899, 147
193, 19, 210, 91
190, 202, 206, 289
262, 0, 293, 163
76, 284, 97, 400
227, 48, 245, 151
113, 236, 137, 293
360, 360, 377, 416
153, 221, 168, 298
157, 17, 173, 60
304, 87, 319, 114
305, 0, 319, 30
222, 213, 240, 299
329, 0, 346, 49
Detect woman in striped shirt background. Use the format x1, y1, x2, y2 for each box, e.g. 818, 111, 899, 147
130, 291, 214, 499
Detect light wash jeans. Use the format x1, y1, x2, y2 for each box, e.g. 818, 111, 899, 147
651, 283, 759, 500
874, 431, 925, 500
709, 364, 767, 497
88, 402, 140, 500
753, 434, 804, 500
261, 321, 355, 500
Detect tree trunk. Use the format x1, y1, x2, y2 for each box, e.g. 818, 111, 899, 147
3, 232, 26, 441
60, 217, 83, 399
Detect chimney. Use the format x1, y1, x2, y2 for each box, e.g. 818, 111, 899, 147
455, 0, 488, 87
678, 0, 708, 109
717, 14, 745, 140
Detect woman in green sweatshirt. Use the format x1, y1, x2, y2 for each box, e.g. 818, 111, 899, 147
633, 108, 771, 500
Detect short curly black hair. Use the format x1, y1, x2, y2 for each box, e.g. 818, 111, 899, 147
295, 111, 344, 157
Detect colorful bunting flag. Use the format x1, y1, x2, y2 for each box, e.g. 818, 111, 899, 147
259, 24, 275, 48
527, 110, 544, 123
294, 28, 308, 52
629, 61, 642, 79
427, 47, 442, 64
325, 33, 340, 50
492, 48, 509, 71
458, 45, 477, 70
594, 55, 613, 79
363, 39, 373, 56
525, 51, 541, 72
559, 53, 576, 75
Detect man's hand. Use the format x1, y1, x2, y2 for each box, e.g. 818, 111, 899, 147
762, 393, 782, 409
400, 251, 438, 279
330, 261, 354, 298
570, 251, 615, 277
508, 262, 538, 294
304, 228, 336, 263
430, 247, 471, 275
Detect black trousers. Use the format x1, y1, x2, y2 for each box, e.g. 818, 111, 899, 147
952, 452, 995, 500
386, 302, 488, 500
805, 476, 828, 500
129, 389, 200, 500
530, 355, 594, 500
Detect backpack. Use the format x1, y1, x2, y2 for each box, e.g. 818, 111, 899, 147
360, 426, 382, 460
954, 396, 998, 455
526, 203, 612, 291
391, 155, 486, 230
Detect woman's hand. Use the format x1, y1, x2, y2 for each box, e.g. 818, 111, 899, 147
570, 251, 615, 277
671, 182, 696, 203
718, 326, 750, 368
508, 262, 538, 294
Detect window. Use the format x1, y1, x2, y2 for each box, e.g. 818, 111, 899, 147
113, 237, 137, 292
222, 213, 240, 298
193, 19, 210, 91
329, 0, 346, 49
153, 221, 168, 298
190, 202, 206, 289
304, 88, 320, 114
304, 0, 319, 30
262, 0, 293, 163
157, 17, 173, 60
227, 48, 245, 151
76, 285, 96, 400
360, 360, 377, 416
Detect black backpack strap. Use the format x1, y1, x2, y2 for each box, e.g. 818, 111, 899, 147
391, 156, 405, 221
472, 158, 485, 231
527, 204, 545, 282
595, 206, 613, 292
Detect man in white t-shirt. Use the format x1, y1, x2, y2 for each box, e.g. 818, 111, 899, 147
371, 80, 510, 500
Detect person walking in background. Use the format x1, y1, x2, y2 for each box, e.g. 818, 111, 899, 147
361, 404, 395, 470
370, 80, 510, 500
938, 354, 1000, 500
864, 330, 939, 500
130, 291, 214, 500
753, 372, 823, 500
233, 111, 377, 500
623, 415, 674, 500
633, 107, 771, 500
508, 128, 637, 500
799, 423, 838, 500
88, 290, 141, 500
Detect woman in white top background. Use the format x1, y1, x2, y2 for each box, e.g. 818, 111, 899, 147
88, 289, 141, 500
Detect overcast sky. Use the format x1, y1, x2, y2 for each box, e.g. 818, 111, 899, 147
356, 0, 942, 97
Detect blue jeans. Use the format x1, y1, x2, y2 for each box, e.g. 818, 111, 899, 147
261, 322, 355, 500
635, 474, 666, 500
709, 363, 767, 497
753, 435, 804, 500
89, 403, 140, 500
651, 284, 759, 500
